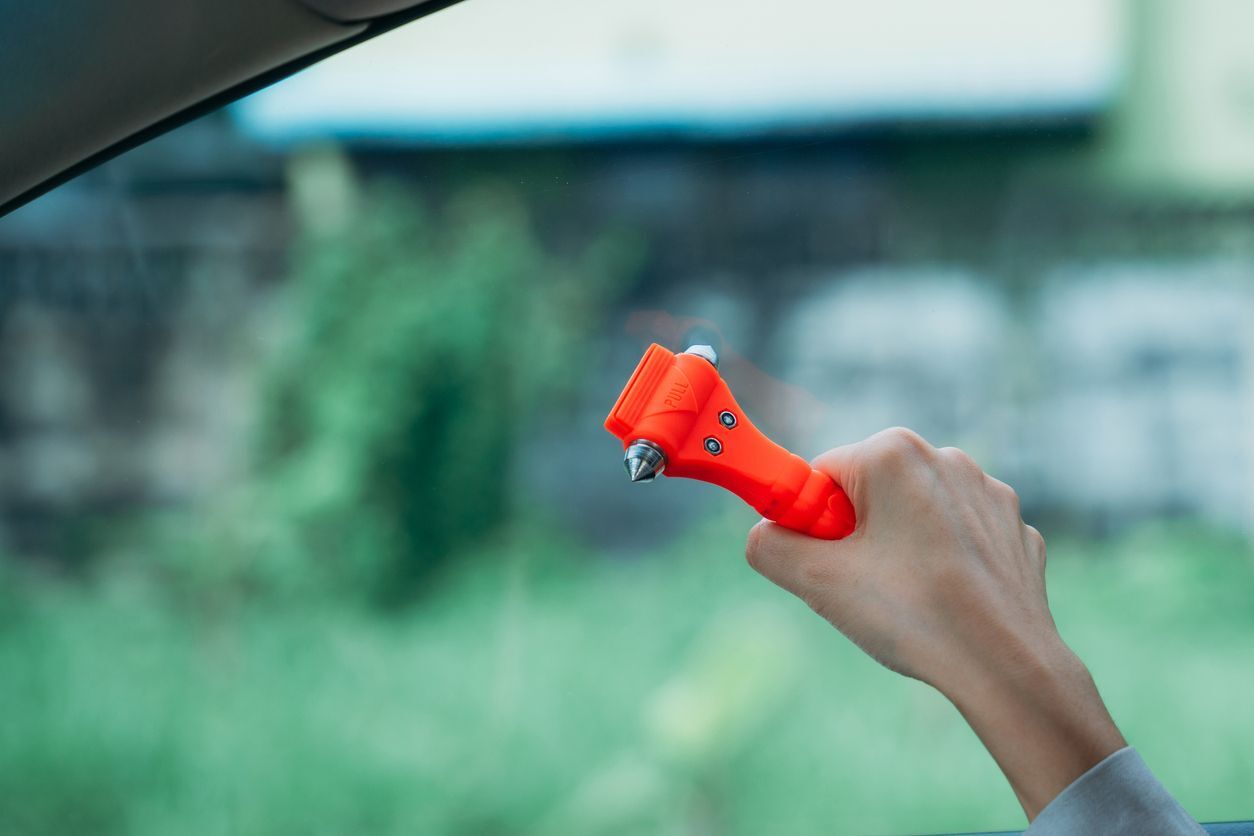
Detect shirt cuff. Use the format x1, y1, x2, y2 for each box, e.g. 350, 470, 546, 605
1024, 746, 1205, 836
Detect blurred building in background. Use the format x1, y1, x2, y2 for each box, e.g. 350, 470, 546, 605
2, 0, 1254, 567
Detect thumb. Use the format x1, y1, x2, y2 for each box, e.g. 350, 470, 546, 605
810, 427, 933, 524
747, 433, 909, 600
809, 441, 865, 512
745, 518, 851, 601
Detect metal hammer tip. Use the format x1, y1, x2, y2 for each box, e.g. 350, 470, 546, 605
623, 440, 666, 483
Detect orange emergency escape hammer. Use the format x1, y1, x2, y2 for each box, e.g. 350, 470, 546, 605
605, 343, 857, 540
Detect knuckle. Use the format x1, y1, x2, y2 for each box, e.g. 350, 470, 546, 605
869, 444, 906, 472
1025, 524, 1046, 557
1006, 486, 1022, 513
987, 475, 1021, 509
867, 427, 930, 472
882, 426, 927, 452
939, 446, 979, 473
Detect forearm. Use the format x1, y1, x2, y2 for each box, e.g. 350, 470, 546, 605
944, 640, 1126, 820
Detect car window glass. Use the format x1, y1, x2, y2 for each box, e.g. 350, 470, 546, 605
1, 2, 1251, 833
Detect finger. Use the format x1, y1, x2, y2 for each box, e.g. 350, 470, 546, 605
811, 427, 934, 510
745, 518, 845, 598
810, 441, 862, 490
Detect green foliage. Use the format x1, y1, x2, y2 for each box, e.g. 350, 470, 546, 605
166, 169, 634, 606
1, 522, 1251, 836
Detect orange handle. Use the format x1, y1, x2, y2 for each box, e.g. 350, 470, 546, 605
605, 344, 856, 540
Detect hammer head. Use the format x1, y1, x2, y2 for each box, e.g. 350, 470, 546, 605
604, 343, 722, 482
604, 342, 857, 539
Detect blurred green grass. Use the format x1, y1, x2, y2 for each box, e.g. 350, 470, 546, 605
1, 515, 1251, 836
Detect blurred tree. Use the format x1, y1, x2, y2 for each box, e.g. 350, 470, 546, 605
234, 148, 634, 605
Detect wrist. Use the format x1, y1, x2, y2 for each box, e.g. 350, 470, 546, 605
944, 640, 1126, 820
940, 634, 1082, 711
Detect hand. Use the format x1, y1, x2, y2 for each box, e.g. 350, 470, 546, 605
745, 427, 1126, 820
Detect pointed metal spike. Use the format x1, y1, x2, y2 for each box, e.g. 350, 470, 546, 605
622, 440, 666, 483
625, 455, 656, 483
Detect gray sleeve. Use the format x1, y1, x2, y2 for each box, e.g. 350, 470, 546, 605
1024, 746, 1205, 836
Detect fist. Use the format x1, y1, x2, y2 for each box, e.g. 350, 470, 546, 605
745, 427, 1054, 697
